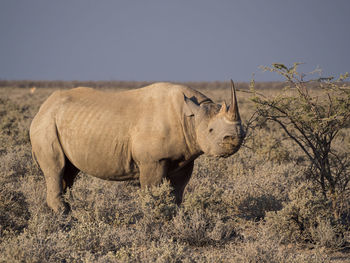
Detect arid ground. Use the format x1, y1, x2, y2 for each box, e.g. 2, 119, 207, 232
0, 82, 349, 262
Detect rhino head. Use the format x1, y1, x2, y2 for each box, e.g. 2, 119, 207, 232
184, 80, 245, 157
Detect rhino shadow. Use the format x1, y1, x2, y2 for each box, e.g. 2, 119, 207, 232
237, 194, 283, 221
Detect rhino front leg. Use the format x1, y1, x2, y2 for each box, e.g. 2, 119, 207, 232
168, 161, 194, 205
139, 160, 168, 188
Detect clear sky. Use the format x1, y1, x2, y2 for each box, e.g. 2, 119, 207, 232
0, 0, 349, 82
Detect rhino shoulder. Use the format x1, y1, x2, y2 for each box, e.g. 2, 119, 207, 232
142, 82, 212, 105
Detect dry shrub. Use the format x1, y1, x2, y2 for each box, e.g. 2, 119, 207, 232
112, 237, 186, 263
229, 160, 295, 220
0, 187, 30, 238
0, 97, 30, 149
63, 220, 120, 256
135, 176, 238, 246
310, 218, 345, 249
265, 180, 346, 248
1, 145, 40, 182
232, 225, 331, 263
137, 180, 177, 222
64, 174, 141, 228
172, 208, 236, 246
182, 181, 227, 215
248, 126, 292, 164
1, 217, 122, 263
172, 181, 237, 246
133, 181, 178, 244
0, 97, 40, 242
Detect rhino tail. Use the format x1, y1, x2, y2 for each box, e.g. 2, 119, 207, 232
32, 149, 39, 168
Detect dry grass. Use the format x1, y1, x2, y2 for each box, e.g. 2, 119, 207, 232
0, 83, 349, 262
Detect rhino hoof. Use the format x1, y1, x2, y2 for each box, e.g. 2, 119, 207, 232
48, 200, 71, 215
60, 202, 71, 215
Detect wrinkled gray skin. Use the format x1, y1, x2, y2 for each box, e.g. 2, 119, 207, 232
30, 82, 245, 213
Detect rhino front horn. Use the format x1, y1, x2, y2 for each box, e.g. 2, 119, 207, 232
228, 79, 241, 122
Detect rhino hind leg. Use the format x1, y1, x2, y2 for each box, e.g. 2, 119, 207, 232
62, 158, 79, 192
31, 126, 70, 214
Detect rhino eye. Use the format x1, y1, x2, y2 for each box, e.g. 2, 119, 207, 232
209, 128, 213, 133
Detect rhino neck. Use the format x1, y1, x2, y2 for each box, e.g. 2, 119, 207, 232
182, 114, 203, 159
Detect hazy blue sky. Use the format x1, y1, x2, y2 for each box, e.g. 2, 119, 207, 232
0, 0, 349, 81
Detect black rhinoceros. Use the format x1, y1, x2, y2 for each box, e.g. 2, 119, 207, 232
30, 81, 245, 213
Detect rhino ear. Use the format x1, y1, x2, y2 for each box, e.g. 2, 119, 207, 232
219, 101, 228, 115
183, 95, 200, 117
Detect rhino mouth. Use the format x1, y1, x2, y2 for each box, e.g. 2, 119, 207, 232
218, 147, 240, 158
217, 136, 243, 157
218, 152, 233, 158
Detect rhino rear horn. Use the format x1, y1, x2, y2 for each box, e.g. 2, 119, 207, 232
227, 79, 241, 121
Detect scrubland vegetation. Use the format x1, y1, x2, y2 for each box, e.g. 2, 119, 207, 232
1, 70, 349, 262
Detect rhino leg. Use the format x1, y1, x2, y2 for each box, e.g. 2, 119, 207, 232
31, 129, 69, 214
168, 161, 194, 205
139, 160, 168, 187
62, 158, 79, 192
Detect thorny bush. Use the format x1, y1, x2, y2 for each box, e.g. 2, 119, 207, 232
251, 63, 350, 245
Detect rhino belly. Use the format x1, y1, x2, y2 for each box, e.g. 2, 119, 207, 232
63, 143, 139, 181
58, 129, 138, 180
